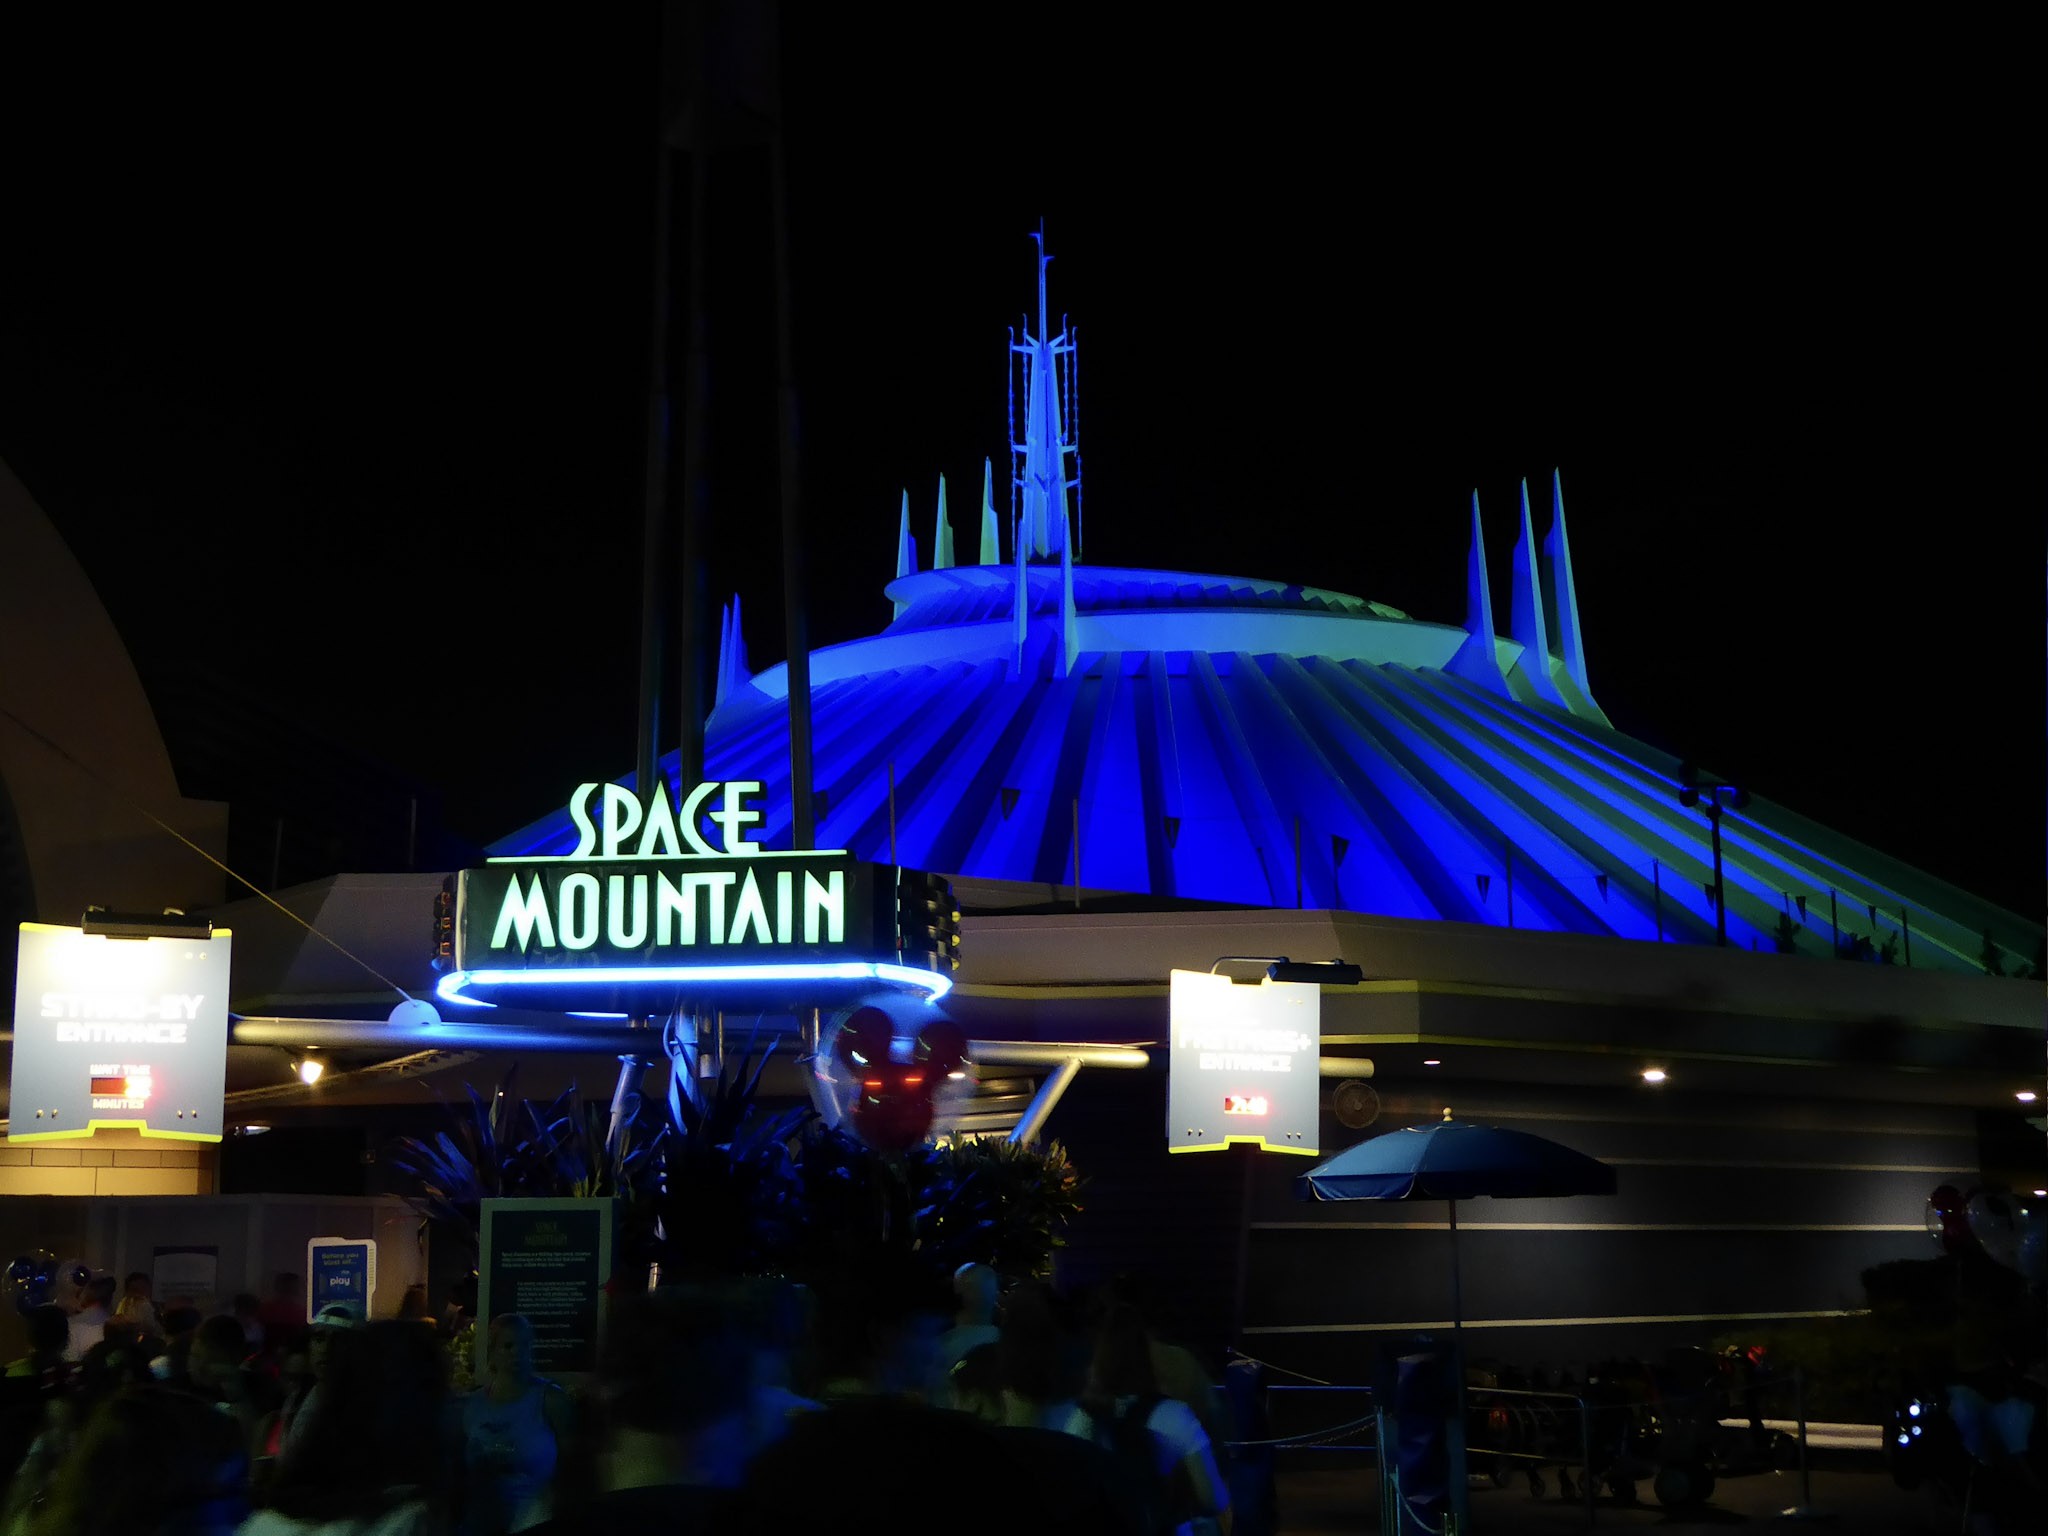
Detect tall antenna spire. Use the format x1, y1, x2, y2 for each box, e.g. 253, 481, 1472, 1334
1011, 225, 1080, 563
1445, 491, 1510, 696
1543, 468, 1606, 723
1509, 478, 1565, 705
893, 490, 917, 620
979, 458, 1000, 565
932, 474, 955, 569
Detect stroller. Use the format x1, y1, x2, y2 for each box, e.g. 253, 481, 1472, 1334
1596, 1348, 1797, 1506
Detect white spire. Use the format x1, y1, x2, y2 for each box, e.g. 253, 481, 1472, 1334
979, 458, 1000, 565
1543, 468, 1606, 724
714, 594, 749, 707
933, 475, 955, 569
1445, 491, 1510, 696
893, 491, 917, 621
1510, 478, 1565, 705
895, 491, 917, 579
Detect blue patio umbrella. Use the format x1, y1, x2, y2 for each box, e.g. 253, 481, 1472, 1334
1296, 1108, 1617, 1335
1299, 1111, 1616, 1533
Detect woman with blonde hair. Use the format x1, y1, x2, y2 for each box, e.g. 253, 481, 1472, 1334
457, 1314, 572, 1534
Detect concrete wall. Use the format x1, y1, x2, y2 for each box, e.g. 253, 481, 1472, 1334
1233, 1078, 1974, 1385
1031, 1064, 1977, 1389
0, 1130, 215, 1197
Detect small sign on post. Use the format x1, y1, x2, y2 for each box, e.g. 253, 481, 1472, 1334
1168, 969, 1321, 1155
479, 1198, 615, 1381
307, 1237, 377, 1319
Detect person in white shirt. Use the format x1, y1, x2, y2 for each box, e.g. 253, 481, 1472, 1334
1058, 1302, 1231, 1536
65, 1275, 116, 1362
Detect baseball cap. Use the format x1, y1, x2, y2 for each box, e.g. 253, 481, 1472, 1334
311, 1302, 363, 1330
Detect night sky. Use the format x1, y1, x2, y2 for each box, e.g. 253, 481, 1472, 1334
1, 11, 2038, 919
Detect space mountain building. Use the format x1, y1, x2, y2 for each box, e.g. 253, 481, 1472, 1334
131, 244, 2031, 1383
503, 242, 2030, 980
481, 243, 2045, 1378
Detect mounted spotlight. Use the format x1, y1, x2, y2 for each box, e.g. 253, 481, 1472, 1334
1210, 956, 1364, 986
289, 1052, 324, 1086
80, 907, 214, 941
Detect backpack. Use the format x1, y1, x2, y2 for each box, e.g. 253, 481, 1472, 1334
1088, 1395, 1193, 1536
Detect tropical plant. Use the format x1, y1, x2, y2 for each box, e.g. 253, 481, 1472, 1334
387, 1051, 1090, 1303
902, 1135, 1085, 1280
386, 1065, 667, 1260
654, 1039, 815, 1279
1771, 911, 1800, 954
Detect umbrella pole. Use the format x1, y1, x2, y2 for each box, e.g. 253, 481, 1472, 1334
1448, 1198, 1462, 1332
1448, 1198, 1470, 1533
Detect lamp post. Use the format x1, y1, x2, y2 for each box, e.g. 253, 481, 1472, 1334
1677, 764, 1749, 947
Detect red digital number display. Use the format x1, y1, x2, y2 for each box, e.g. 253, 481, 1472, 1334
1222, 1094, 1269, 1116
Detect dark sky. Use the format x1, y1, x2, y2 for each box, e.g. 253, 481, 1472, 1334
1, 10, 2039, 918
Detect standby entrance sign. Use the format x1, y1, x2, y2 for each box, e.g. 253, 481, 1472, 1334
10, 922, 232, 1143
1168, 969, 1320, 1156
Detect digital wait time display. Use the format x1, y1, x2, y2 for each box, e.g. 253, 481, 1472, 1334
1167, 969, 1320, 1155
10, 923, 231, 1142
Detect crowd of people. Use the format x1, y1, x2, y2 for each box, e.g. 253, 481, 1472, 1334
0, 1259, 1254, 1534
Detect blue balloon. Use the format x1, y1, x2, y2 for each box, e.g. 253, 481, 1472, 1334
10, 1251, 54, 1316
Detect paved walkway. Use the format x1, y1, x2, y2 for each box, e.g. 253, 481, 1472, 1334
1273, 1455, 1971, 1533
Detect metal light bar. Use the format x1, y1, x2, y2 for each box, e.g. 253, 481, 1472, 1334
968, 1042, 1149, 1069
232, 1016, 658, 1054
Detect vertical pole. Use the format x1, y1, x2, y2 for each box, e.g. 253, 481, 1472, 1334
1447, 1197, 1470, 1535
635, 108, 677, 806
1073, 797, 1082, 910
1653, 858, 1662, 940
1583, 1393, 1597, 1527
1505, 845, 1514, 929
1709, 803, 1727, 946
1830, 889, 1839, 955
672, 16, 712, 795
1294, 816, 1302, 909
768, 63, 813, 850
887, 762, 898, 868
1901, 907, 1912, 967
1795, 1365, 1812, 1509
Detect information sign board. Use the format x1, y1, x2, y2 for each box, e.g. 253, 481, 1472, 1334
10, 922, 231, 1142
478, 1198, 614, 1380
1167, 968, 1320, 1155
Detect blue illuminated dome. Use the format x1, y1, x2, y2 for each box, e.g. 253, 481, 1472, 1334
500, 244, 2038, 977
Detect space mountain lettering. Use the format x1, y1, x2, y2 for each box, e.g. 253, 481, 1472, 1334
488, 864, 845, 954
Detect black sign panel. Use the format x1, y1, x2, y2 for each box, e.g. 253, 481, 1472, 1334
479, 1200, 611, 1378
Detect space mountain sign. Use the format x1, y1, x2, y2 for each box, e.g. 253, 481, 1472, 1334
439, 780, 934, 1013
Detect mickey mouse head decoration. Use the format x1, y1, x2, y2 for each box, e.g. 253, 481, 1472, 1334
832, 1007, 971, 1151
